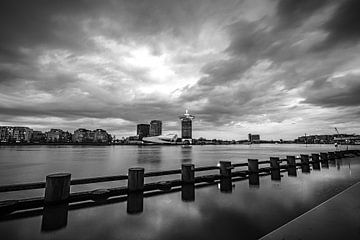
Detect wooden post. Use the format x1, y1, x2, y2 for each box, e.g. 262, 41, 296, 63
300, 154, 309, 164
248, 159, 259, 186
248, 159, 259, 173
300, 155, 310, 173
286, 156, 296, 167
311, 153, 320, 162
182, 164, 195, 183
328, 152, 335, 161
320, 153, 328, 162
44, 173, 71, 204
219, 161, 232, 177
286, 156, 297, 177
128, 168, 144, 192
270, 157, 280, 169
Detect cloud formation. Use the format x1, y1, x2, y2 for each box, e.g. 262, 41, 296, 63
0, 0, 359, 139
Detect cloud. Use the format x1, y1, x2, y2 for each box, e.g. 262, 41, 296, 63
302, 74, 360, 107
319, 0, 360, 49
0, 0, 359, 139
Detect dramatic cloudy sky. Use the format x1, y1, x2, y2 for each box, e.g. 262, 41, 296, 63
0, 0, 360, 140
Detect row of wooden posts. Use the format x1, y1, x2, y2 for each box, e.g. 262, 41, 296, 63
0, 150, 359, 214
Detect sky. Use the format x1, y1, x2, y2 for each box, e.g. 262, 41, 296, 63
0, 0, 360, 140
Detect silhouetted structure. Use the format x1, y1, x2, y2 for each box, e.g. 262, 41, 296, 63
149, 120, 162, 137
248, 133, 260, 143
179, 110, 195, 142
137, 124, 150, 139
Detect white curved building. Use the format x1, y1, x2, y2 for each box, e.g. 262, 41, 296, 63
142, 134, 178, 144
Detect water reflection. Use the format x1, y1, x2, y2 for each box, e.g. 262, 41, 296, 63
136, 146, 163, 164
127, 192, 144, 214
180, 146, 193, 163
312, 161, 321, 170
41, 204, 68, 232
181, 184, 195, 201
249, 173, 260, 187
321, 161, 329, 169
271, 169, 281, 181
301, 164, 310, 174
220, 178, 232, 193
287, 167, 297, 177
2, 153, 360, 240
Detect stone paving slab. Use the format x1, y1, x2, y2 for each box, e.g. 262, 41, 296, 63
260, 181, 360, 240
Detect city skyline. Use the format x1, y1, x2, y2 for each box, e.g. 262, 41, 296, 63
0, 0, 360, 140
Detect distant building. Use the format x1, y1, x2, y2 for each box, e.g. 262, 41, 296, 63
143, 134, 178, 144
248, 133, 260, 143
137, 124, 150, 139
0, 126, 14, 142
13, 127, 33, 143
73, 128, 111, 143
72, 128, 91, 143
149, 120, 162, 137
179, 110, 195, 142
45, 129, 72, 143
94, 129, 112, 143
31, 131, 46, 143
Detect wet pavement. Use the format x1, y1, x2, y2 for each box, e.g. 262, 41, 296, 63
261, 180, 360, 239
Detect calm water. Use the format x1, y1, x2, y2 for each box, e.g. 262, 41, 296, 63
1, 144, 360, 239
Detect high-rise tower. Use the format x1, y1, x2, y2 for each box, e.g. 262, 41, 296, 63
149, 120, 162, 136
179, 110, 195, 142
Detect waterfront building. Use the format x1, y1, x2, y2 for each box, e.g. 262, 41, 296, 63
0, 126, 14, 142
137, 124, 150, 139
248, 133, 260, 143
94, 129, 112, 143
13, 127, 33, 143
142, 134, 178, 144
73, 128, 111, 143
179, 110, 195, 143
149, 120, 162, 137
72, 128, 91, 143
31, 131, 46, 143
45, 129, 72, 143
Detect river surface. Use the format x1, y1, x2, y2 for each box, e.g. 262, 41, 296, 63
1, 144, 360, 239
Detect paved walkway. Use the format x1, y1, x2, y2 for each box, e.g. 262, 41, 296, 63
260, 181, 360, 240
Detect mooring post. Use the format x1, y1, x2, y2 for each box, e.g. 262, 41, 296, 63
182, 164, 195, 183
311, 153, 320, 162
286, 156, 297, 177
44, 173, 71, 204
219, 161, 232, 178
320, 153, 328, 162
270, 157, 280, 169
328, 152, 335, 161
300, 154, 309, 164
286, 156, 296, 167
248, 159, 259, 173
128, 168, 144, 192
248, 159, 259, 186
312, 154, 321, 170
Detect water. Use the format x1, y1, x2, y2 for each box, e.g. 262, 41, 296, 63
0, 144, 359, 239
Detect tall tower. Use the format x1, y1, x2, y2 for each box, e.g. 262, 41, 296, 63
137, 124, 150, 139
149, 120, 162, 136
179, 109, 195, 142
